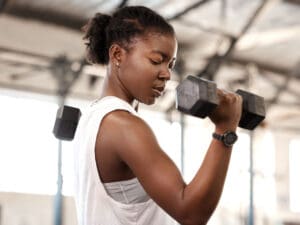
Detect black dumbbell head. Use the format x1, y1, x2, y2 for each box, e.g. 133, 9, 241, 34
53, 105, 81, 141
176, 75, 218, 118
236, 89, 266, 130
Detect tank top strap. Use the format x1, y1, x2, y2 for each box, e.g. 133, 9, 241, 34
90, 96, 138, 117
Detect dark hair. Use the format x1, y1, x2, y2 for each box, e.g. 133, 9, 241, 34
82, 6, 175, 65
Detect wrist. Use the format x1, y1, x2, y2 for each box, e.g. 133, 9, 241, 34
214, 125, 237, 134
212, 130, 238, 148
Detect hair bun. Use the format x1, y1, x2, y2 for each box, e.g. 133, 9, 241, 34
83, 13, 111, 65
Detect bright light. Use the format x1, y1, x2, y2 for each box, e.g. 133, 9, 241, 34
289, 139, 300, 212
0, 93, 75, 196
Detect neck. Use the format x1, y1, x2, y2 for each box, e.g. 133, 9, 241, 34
100, 66, 135, 107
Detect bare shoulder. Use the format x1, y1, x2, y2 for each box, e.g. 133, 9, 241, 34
100, 109, 164, 167
101, 110, 155, 140
95, 109, 151, 182
99, 109, 165, 176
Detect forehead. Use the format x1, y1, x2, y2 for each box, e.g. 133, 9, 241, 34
129, 32, 177, 57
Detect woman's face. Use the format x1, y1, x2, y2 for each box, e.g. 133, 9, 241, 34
117, 32, 177, 105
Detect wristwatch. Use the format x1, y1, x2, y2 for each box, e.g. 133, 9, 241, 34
212, 131, 238, 147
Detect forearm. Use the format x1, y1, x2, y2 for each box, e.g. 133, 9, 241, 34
179, 130, 233, 224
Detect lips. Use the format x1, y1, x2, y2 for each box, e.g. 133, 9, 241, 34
152, 86, 165, 97
154, 86, 164, 92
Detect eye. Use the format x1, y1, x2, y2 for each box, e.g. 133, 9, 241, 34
150, 59, 162, 65
169, 61, 176, 70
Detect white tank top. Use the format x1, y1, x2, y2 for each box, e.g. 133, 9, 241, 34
73, 96, 177, 225
103, 177, 150, 204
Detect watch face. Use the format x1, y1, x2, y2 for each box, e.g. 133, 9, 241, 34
224, 131, 238, 146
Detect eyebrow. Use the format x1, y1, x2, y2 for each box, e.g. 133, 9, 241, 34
151, 50, 176, 62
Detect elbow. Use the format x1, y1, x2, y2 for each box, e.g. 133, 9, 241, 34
178, 218, 208, 225
175, 203, 216, 225
172, 186, 220, 225
177, 216, 209, 225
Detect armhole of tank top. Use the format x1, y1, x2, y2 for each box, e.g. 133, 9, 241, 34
88, 98, 154, 209
88, 99, 135, 197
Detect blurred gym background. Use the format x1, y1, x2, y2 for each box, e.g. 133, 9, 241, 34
0, 0, 299, 224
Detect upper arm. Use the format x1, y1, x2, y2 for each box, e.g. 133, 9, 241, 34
101, 111, 186, 220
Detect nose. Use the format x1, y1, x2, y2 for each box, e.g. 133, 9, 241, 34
158, 67, 171, 81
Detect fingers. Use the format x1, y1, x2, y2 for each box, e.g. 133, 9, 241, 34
217, 89, 242, 104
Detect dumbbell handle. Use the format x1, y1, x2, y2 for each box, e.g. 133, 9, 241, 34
209, 88, 266, 130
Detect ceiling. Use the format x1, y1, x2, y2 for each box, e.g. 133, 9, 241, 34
0, 0, 300, 130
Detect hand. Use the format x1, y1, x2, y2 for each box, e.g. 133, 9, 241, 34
209, 89, 243, 132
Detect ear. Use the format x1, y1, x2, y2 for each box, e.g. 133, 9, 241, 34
108, 43, 126, 65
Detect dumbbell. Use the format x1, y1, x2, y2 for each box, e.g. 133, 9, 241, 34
53, 105, 81, 141
175, 75, 266, 130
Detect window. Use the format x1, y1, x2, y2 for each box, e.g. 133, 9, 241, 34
289, 139, 300, 212
0, 91, 84, 196
0, 93, 58, 194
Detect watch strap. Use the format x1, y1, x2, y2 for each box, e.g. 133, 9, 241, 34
212, 131, 237, 147
212, 132, 223, 142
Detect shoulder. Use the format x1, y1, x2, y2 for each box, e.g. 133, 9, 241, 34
99, 109, 156, 144
99, 109, 160, 156
103, 110, 152, 134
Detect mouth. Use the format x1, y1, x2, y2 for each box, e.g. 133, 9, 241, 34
152, 86, 165, 97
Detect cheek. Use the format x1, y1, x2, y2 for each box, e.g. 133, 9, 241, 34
124, 58, 156, 86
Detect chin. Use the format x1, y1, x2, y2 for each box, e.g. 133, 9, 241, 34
144, 100, 155, 105
143, 96, 156, 105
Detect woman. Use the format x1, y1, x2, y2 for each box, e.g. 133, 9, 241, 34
73, 5, 242, 225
